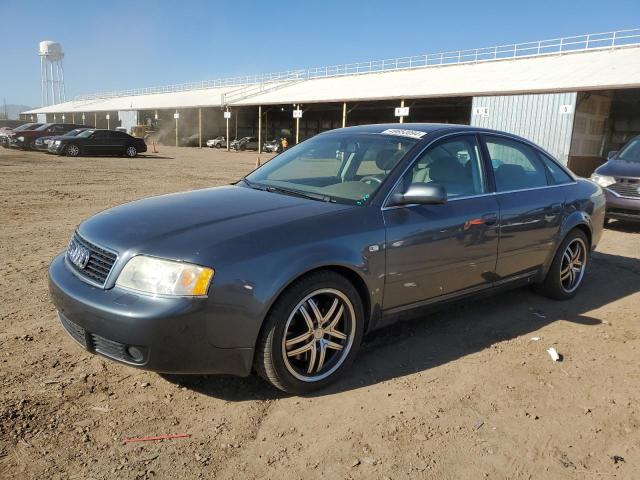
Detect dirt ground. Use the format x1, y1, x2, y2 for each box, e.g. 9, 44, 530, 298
0, 145, 639, 480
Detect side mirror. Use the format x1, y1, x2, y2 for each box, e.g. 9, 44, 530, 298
607, 150, 618, 160
391, 183, 447, 206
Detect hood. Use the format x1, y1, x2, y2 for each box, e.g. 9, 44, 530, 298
78, 185, 351, 262
596, 159, 640, 179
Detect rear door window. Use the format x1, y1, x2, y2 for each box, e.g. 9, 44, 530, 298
482, 136, 549, 192
538, 153, 574, 185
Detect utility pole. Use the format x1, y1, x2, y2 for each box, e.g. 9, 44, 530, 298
399, 99, 405, 124
258, 106, 262, 154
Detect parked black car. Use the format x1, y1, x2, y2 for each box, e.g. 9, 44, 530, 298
49, 129, 147, 157
591, 135, 640, 223
49, 124, 604, 393
34, 127, 90, 152
0, 122, 43, 148
8, 123, 87, 150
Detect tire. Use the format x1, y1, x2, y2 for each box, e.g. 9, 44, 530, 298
537, 229, 589, 300
215, 143, 221, 149
65, 144, 80, 157
255, 271, 364, 394
125, 145, 137, 158
240, 144, 246, 151
604, 218, 611, 228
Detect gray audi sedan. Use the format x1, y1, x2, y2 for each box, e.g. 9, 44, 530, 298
49, 124, 605, 393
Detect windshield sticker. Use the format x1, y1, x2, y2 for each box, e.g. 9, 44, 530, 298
381, 128, 427, 139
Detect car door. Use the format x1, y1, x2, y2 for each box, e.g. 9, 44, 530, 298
85, 131, 111, 155
111, 131, 130, 154
480, 134, 566, 280
383, 134, 500, 310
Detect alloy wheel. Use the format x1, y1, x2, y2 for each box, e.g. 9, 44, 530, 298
126, 146, 137, 157
67, 145, 79, 157
560, 238, 587, 293
281, 288, 355, 382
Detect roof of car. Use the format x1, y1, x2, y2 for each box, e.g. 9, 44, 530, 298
327, 123, 479, 135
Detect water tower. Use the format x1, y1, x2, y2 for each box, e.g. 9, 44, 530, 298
39, 40, 66, 106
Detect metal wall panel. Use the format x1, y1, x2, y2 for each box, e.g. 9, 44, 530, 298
118, 110, 138, 133
471, 92, 577, 164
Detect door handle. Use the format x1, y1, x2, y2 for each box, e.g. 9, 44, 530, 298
482, 212, 498, 226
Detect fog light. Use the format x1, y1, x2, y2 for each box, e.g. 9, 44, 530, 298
126, 346, 144, 362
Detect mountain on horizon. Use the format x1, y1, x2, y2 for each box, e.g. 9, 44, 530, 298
1, 104, 33, 120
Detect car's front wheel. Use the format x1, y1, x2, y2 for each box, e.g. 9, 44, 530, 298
65, 144, 80, 157
537, 229, 589, 300
255, 271, 364, 394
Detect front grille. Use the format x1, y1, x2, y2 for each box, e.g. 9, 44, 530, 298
67, 233, 117, 287
91, 333, 127, 359
608, 178, 640, 198
58, 314, 145, 364
59, 313, 87, 347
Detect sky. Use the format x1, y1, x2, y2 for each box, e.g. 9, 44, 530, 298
1, 0, 639, 108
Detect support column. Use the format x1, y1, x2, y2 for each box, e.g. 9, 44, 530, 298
72, 113, 75, 123
94, 112, 97, 127
342, 102, 347, 128
399, 99, 405, 124
295, 104, 300, 144
198, 108, 202, 149
258, 106, 262, 154
226, 108, 230, 152
175, 110, 179, 147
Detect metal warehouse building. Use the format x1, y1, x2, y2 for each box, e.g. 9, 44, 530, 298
23, 28, 640, 175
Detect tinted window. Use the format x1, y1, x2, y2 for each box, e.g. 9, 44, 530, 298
92, 131, 110, 139
483, 136, 548, 191
403, 135, 487, 199
538, 153, 573, 184
113, 131, 130, 139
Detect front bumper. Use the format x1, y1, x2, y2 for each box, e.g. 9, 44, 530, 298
48, 143, 64, 154
604, 189, 640, 222
48, 253, 253, 375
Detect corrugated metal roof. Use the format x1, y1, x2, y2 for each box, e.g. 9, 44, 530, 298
24, 46, 640, 114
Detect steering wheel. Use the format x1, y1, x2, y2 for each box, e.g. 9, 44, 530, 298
360, 175, 383, 185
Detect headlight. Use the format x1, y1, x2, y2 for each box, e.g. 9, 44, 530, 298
17, 136, 24, 141
54, 140, 61, 145
116, 256, 214, 296
590, 173, 615, 188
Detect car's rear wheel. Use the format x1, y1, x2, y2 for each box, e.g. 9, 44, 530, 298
240, 144, 246, 151
65, 144, 80, 157
255, 271, 364, 394
537, 229, 589, 300
215, 143, 221, 149
125, 145, 137, 157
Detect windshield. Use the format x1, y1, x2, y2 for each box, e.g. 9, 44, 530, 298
618, 137, 640, 163
15, 123, 41, 131
35, 123, 53, 131
245, 132, 417, 205
63, 129, 85, 137
77, 129, 95, 138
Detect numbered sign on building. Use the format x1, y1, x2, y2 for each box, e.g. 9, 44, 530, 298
105, 114, 110, 120
173, 113, 180, 119
293, 109, 303, 118
223, 111, 231, 119
473, 106, 489, 118
394, 107, 410, 117
559, 104, 573, 115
